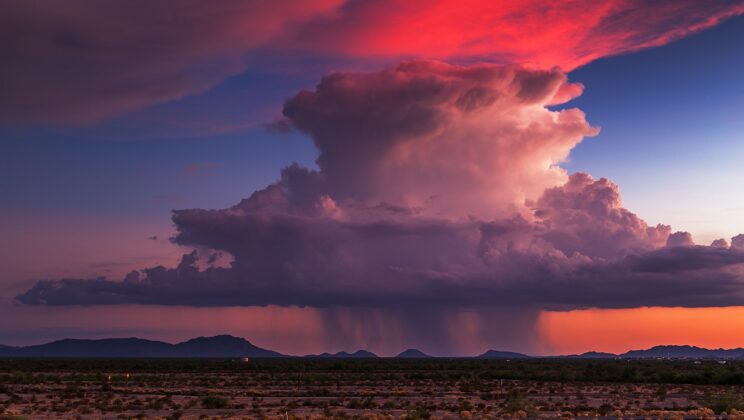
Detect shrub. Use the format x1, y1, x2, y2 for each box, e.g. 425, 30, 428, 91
201, 395, 230, 409
404, 406, 431, 419
168, 411, 183, 420
505, 392, 536, 417
704, 393, 744, 414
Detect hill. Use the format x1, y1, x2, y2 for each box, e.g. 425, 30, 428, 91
4, 338, 744, 359
173, 335, 282, 357
0, 335, 282, 358
396, 349, 432, 358
620, 345, 744, 359
307, 350, 378, 358
477, 350, 530, 359
561, 351, 618, 359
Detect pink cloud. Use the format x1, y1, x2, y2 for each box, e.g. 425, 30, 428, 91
283, 61, 597, 219
667, 231, 695, 247
18, 62, 744, 310
733, 234, 744, 250
532, 173, 671, 260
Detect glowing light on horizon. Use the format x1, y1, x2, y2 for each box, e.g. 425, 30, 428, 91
538, 306, 744, 355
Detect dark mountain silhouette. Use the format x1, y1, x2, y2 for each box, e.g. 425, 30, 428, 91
2, 337, 743, 359
559, 346, 744, 359
307, 350, 378, 358
396, 349, 432, 358
172, 335, 282, 357
581, 351, 616, 358
0, 338, 173, 358
620, 345, 744, 359
562, 351, 617, 359
0, 344, 19, 356
477, 350, 531, 359
0, 335, 282, 358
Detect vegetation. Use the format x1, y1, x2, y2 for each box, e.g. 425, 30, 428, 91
3, 357, 744, 385
1, 358, 744, 417
200, 395, 229, 409
704, 392, 744, 414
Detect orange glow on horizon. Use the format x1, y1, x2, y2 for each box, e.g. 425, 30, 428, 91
537, 306, 744, 355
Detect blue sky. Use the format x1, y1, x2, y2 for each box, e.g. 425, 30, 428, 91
564, 14, 744, 242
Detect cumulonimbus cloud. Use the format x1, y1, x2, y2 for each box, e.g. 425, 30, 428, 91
17, 61, 744, 308
2, 0, 742, 123
282, 61, 597, 218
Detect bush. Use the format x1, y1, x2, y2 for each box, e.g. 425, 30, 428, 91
505, 393, 536, 417
404, 406, 431, 420
201, 395, 230, 409
705, 393, 744, 414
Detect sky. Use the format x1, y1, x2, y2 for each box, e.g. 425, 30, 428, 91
2, 0, 744, 356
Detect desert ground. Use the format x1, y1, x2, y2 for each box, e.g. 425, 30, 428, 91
2, 358, 744, 419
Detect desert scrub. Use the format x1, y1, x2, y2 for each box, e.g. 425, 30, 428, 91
201, 395, 230, 409
505, 392, 537, 417
704, 392, 744, 414
404, 406, 431, 420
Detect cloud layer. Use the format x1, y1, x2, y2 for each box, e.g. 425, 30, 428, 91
287, 0, 744, 70
2, 0, 742, 123
0, 0, 341, 123
17, 61, 744, 309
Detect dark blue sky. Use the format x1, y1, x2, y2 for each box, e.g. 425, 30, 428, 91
564, 14, 744, 241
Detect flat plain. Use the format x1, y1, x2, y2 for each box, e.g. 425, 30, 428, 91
2, 358, 744, 419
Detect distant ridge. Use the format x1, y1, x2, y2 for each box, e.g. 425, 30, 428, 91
477, 350, 530, 359
172, 335, 283, 358
396, 349, 432, 358
1, 337, 743, 359
559, 346, 744, 359
563, 351, 617, 359
0, 335, 282, 358
620, 345, 744, 359
307, 350, 378, 358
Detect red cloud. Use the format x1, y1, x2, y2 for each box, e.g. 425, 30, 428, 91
287, 0, 744, 70
1, 0, 742, 123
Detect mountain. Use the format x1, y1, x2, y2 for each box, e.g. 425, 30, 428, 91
477, 350, 531, 359
0, 344, 21, 357
308, 350, 378, 358
562, 351, 618, 359
396, 349, 432, 358
3, 338, 173, 358
0, 335, 283, 358
3, 338, 744, 359
620, 345, 744, 359
173, 335, 282, 358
